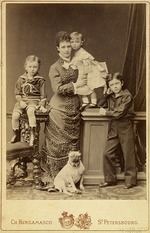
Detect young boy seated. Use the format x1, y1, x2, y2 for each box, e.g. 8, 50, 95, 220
11, 55, 47, 146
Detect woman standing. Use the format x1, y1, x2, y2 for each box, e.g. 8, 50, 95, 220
41, 31, 86, 178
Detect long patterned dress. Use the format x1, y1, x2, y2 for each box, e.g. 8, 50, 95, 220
41, 57, 81, 178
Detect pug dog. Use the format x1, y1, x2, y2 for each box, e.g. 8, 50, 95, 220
53, 151, 85, 196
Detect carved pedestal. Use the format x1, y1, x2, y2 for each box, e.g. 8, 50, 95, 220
81, 109, 146, 185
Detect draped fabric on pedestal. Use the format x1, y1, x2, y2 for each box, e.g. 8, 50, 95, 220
122, 4, 146, 111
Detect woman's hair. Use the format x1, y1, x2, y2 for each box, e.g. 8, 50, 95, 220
106, 72, 123, 87
55, 31, 71, 47
24, 55, 41, 69
70, 31, 85, 44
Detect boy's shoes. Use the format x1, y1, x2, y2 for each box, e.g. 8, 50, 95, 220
124, 184, 135, 189
10, 129, 20, 143
80, 103, 97, 111
99, 181, 117, 188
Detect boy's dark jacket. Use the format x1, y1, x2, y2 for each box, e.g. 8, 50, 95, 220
97, 89, 135, 119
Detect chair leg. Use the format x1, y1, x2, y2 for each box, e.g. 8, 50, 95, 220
7, 168, 16, 185
6, 158, 28, 185
16, 158, 28, 179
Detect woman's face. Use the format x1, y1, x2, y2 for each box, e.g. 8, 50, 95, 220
57, 41, 72, 58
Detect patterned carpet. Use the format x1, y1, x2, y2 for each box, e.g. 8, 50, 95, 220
6, 180, 146, 200
6, 161, 146, 200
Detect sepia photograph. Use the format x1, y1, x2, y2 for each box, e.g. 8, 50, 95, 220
1, 1, 149, 232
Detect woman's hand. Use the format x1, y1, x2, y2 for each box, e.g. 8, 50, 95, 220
99, 107, 106, 115
75, 74, 87, 88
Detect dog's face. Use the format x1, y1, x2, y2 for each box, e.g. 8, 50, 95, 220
68, 151, 81, 168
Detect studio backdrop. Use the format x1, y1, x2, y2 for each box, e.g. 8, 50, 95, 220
6, 3, 146, 140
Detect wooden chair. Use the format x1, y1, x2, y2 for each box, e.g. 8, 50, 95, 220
6, 142, 34, 185
6, 111, 49, 186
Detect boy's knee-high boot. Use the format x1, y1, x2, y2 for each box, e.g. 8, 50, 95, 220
29, 127, 36, 146
10, 129, 20, 143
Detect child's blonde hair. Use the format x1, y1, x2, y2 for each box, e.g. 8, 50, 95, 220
70, 31, 85, 44
24, 55, 41, 69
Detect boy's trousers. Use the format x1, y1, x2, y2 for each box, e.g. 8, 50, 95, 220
103, 118, 137, 185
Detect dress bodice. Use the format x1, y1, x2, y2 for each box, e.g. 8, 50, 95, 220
49, 58, 80, 114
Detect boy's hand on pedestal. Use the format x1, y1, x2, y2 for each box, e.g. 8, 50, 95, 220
99, 108, 106, 116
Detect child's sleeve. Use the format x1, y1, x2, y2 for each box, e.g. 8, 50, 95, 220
14, 78, 23, 103
106, 95, 133, 119
97, 94, 108, 108
81, 51, 94, 60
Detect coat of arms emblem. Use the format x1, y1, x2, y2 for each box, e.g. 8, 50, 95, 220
59, 211, 74, 229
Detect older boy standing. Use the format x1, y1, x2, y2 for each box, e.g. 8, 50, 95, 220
98, 72, 137, 189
